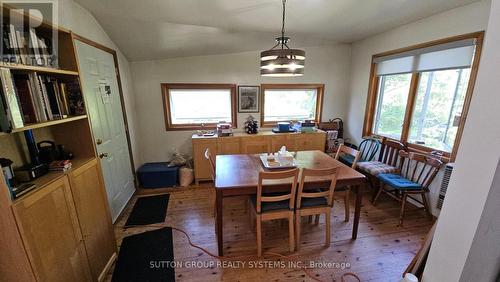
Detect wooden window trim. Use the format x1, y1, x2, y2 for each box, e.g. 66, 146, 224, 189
260, 84, 324, 127
162, 83, 237, 131
362, 31, 484, 162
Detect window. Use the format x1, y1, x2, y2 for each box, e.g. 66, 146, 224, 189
363, 32, 484, 160
162, 84, 237, 130
261, 84, 324, 126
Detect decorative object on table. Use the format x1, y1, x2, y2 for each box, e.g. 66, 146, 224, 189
238, 86, 260, 113
244, 115, 259, 134
272, 121, 296, 133
300, 120, 316, 133
216, 122, 233, 137
260, 0, 305, 77
48, 160, 72, 172
260, 146, 297, 169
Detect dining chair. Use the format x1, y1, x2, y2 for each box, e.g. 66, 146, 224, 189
295, 167, 339, 250
249, 168, 299, 257
339, 137, 380, 166
373, 150, 443, 226
356, 138, 406, 200
335, 144, 361, 222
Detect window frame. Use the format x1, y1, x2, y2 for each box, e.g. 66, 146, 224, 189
161, 83, 237, 131
362, 32, 484, 161
260, 84, 325, 127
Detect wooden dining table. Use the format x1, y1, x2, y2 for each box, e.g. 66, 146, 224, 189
214, 150, 367, 256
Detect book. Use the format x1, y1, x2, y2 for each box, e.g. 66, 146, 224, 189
49, 160, 72, 171
41, 76, 62, 119
27, 73, 47, 122
0, 68, 24, 129
0, 80, 12, 132
13, 75, 38, 123
29, 28, 42, 66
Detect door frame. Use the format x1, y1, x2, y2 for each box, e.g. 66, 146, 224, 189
72, 33, 137, 187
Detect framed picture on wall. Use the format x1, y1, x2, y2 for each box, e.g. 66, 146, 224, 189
238, 85, 260, 113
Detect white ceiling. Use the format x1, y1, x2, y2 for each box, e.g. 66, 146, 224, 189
74, 0, 480, 61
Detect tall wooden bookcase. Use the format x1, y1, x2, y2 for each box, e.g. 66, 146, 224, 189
0, 4, 117, 282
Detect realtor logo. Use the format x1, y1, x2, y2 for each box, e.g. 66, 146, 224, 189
0, 0, 59, 67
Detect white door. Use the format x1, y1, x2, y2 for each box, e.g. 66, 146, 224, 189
75, 41, 135, 222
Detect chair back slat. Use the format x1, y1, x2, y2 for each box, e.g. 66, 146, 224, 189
257, 168, 299, 213
204, 148, 216, 181
379, 138, 406, 166
359, 138, 380, 162
398, 150, 443, 189
335, 144, 361, 168
296, 167, 339, 208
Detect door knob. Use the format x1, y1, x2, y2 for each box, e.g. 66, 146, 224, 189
99, 153, 109, 159
96, 139, 103, 145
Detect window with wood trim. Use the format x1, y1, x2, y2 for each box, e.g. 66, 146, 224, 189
162, 83, 237, 130
363, 32, 484, 161
260, 84, 324, 127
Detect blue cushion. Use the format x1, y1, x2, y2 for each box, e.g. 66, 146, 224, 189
300, 197, 328, 208
377, 173, 422, 189
251, 196, 291, 213
339, 154, 355, 166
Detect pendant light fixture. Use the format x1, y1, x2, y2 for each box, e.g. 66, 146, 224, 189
260, 0, 305, 77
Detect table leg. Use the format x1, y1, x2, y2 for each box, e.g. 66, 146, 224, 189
216, 189, 224, 256
352, 184, 363, 239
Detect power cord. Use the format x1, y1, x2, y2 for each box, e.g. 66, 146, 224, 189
124, 224, 361, 282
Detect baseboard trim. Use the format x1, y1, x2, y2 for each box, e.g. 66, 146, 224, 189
98, 252, 117, 282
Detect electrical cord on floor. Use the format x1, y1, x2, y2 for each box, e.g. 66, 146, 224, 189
125, 224, 361, 282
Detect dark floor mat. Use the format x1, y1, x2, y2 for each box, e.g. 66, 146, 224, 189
112, 227, 175, 282
125, 194, 169, 227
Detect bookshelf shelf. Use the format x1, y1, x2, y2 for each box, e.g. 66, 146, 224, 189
0, 115, 88, 136
0, 63, 79, 76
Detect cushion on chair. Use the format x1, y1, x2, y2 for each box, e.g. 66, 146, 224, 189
299, 196, 328, 208
338, 154, 355, 167
357, 161, 397, 176
377, 173, 422, 189
250, 196, 291, 213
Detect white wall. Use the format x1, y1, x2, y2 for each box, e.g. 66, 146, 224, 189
130, 44, 351, 165
56, 0, 140, 169
344, 0, 491, 215
423, 0, 499, 280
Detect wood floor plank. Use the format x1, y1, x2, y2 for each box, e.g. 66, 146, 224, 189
106, 185, 432, 282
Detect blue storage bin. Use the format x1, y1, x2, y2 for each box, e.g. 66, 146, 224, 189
137, 162, 179, 188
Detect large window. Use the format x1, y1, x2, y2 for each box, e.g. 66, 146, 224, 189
364, 32, 483, 160
162, 84, 236, 130
261, 84, 324, 126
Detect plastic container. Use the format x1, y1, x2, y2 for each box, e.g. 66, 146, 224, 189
179, 167, 194, 187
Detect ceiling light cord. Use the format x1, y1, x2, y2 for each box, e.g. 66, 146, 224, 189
281, 0, 286, 49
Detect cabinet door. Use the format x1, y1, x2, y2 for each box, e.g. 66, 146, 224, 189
69, 159, 117, 281
217, 137, 240, 155
241, 136, 271, 154
193, 139, 218, 181
13, 176, 91, 282
295, 133, 326, 151
271, 135, 295, 152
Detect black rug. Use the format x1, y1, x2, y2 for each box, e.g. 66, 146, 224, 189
112, 227, 175, 282
125, 194, 169, 227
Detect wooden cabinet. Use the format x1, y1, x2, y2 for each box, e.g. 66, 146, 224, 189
69, 159, 117, 281
193, 138, 218, 182
13, 176, 92, 282
192, 131, 326, 183
217, 137, 240, 155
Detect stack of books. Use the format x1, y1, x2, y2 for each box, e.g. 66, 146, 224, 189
48, 160, 72, 172
0, 67, 85, 132
2, 24, 56, 67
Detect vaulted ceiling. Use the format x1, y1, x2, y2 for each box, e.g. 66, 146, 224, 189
74, 0, 480, 61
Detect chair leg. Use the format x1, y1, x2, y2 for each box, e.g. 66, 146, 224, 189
421, 192, 432, 219
308, 215, 313, 223
325, 211, 331, 247
256, 214, 262, 257
249, 203, 256, 232
314, 214, 320, 225
373, 183, 384, 206
288, 213, 295, 252
399, 193, 408, 227
295, 213, 301, 251
344, 189, 350, 222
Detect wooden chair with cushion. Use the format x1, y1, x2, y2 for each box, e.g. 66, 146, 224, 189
295, 167, 339, 250
373, 150, 443, 226
339, 137, 380, 166
249, 168, 299, 257
335, 144, 361, 222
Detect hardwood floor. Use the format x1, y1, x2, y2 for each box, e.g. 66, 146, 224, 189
107, 184, 433, 282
